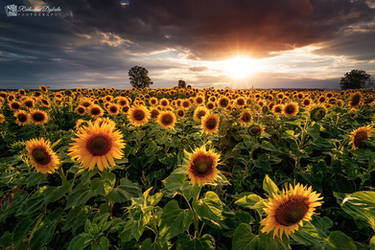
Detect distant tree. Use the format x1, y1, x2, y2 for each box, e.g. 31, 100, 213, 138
187, 85, 192, 89
178, 80, 186, 88
128, 66, 153, 88
340, 69, 374, 90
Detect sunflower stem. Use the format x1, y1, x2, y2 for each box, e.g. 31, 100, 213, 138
58, 166, 66, 183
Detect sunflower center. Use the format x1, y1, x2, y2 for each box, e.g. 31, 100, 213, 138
220, 99, 228, 107
78, 107, 85, 113
197, 111, 206, 120
91, 108, 100, 115
31, 147, 51, 165
18, 114, 27, 122
177, 110, 184, 117
241, 112, 251, 122
161, 114, 173, 125
133, 110, 145, 121
32, 112, 45, 122
285, 105, 295, 114
193, 155, 213, 174
12, 103, 20, 109
87, 135, 112, 156
354, 130, 369, 148
237, 99, 244, 105
110, 107, 117, 113
205, 117, 217, 130
275, 197, 309, 226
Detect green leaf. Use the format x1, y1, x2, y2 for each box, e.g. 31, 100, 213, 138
232, 223, 256, 250
160, 200, 194, 239
235, 193, 263, 210
192, 191, 223, 226
327, 231, 357, 250
107, 177, 141, 203
162, 167, 186, 195
43, 182, 70, 204
263, 175, 279, 196
12, 217, 36, 244
291, 222, 325, 247
66, 186, 95, 209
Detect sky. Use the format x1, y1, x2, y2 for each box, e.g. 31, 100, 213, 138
0, 0, 374, 89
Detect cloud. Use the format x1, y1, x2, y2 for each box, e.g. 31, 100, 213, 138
43, 0, 375, 60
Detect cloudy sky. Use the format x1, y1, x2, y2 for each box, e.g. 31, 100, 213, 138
0, 0, 374, 89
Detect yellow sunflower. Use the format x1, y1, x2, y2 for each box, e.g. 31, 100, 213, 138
283, 102, 299, 118
201, 113, 220, 133
261, 183, 323, 239
0, 114, 5, 124
218, 96, 230, 108
349, 126, 374, 149
68, 120, 125, 171
127, 106, 150, 126
39, 85, 48, 93
14, 110, 29, 126
176, 108, 185, 119
185, 146, 220, 186
157, 111, 176, 129
193, 106, 209, 122
9, 101, 22, 111
88, 105, 104, 119
238, 109, 252, 126
26, 138, 60, 174
75, 105, 87, 116
30, 109, 49, 125
107, 104, 120, 116
181, 99, 191, 110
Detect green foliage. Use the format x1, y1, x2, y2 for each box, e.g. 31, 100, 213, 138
128, 66, 153, 88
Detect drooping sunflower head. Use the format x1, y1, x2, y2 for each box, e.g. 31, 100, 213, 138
239, 110, 252, 126
349, 93, 362, 107
157, 111, 176, 129
185, 146, 220, 186
261, 183, 323, 239
30, 109, 49, 125
310, 106, 327, 122
26, 138, 60, 174
127, 106, 150, 126
68, 121, 125, 171
283, 102, 299, 118
201, 113, 220, 133
350, 126, 374, 149
193, 106, 208, 122
14, 110, 29, 126
248, 124, 264, 136
89, 105, 104, 119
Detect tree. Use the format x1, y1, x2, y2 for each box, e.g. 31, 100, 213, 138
340, 69, 374, 90
128, 66, 153, 88
178, 80, 186, 88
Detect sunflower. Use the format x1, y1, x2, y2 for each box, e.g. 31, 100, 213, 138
150, 108, 160, 120
185, 146, 220, 186
218, 96, 230, 108
121, 105, 130, 114
238, 110, 252, 126
235, 97, 246, 107
68, 120, 125, 171
272, 104, 283, 116
201, 113, 220, 133
260, 183, 323, 239
349, 93, 362, 108
30, 109, 49, 125
160, 98, 169, 107
176, 108, 185, 119
248, 124, 264, 136
193, 106, 208, 122
310, 106, 326, 122
0, 114, 5, 124
127, 106, 150, 126
283, 102, 299, 118
9, 101, 21, 111
89, 105, 104, 119
350, 126, 374, 149
26, 138, 60, 174
22, 98, 35, 109
117, 97, 129, 107
195, 95, 205, 105
107, 104, 120, 116
181, 99, 191, 110
302, 98, 312, 107
149, 97, 158, 106
39, 85, 48, 93
14, 110, 29, 126
75, 105, 87, 116
75, 119, 87, 131
157, 111, 176, 129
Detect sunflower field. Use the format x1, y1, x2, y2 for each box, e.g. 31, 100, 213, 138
0, 86, 375, 250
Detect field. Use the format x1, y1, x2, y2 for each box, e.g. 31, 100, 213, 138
0, 86, 374, 250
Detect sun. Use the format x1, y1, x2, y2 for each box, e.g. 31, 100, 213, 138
220, 56, 258, 79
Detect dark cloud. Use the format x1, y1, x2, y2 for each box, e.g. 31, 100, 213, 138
44, 0, 375, 59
